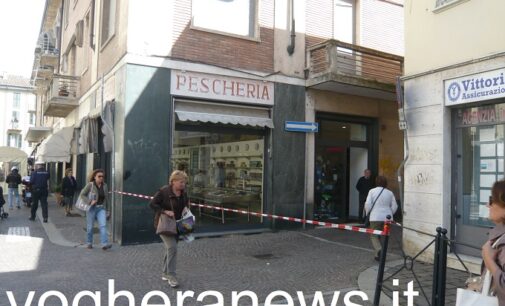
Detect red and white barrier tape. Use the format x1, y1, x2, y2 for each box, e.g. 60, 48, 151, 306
113, 190, 389, 236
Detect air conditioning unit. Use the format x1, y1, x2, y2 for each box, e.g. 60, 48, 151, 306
75, 20, 84, 47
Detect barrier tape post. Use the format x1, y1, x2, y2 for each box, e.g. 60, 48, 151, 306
373, 215, 392, 306
433, 227, 448, 306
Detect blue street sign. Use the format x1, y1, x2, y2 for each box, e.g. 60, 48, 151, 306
285, 121, 319, 133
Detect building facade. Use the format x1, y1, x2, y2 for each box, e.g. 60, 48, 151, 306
0, 74, 37, 154
32, 0, 404, 244
403, 0, 505, 269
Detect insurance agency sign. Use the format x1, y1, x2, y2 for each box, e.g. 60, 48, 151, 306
444, 68, 505, 106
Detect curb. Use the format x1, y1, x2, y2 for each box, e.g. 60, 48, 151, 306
357, 259, 404, 306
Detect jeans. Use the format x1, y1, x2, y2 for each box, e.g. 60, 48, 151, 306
86, 205, 109, 246
31, 189, 48, 220
160, 234, 177, 276
8, 188, 20, 208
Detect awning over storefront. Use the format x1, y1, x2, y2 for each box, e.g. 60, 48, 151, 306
174, 100, 274, 128
25, 127, 52, 142
36, 126, 74, 163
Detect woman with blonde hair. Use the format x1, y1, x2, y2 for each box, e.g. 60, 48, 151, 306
79, 169, 111, 250
481, 180, 505, 304
61, 168, 77, 216
150, 170, 190, 288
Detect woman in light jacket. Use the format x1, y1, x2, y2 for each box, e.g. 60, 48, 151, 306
364, 176, 397, 261
149, 170, 190, 288
79, 169, 111, 250
482, 180, 505, 305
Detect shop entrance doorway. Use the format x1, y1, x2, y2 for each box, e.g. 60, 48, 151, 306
314, 114, 377, 222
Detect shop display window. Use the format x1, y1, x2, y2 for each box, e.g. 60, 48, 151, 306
172, 129, 264, 226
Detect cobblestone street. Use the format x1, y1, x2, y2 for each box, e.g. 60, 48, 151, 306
0, 196, 468, 305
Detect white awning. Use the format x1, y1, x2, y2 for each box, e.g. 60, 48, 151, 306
36, 127, 74, 163
25, 127, 52, 142
174, 100, 274, 128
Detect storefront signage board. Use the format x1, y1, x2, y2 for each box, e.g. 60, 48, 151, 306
285, 121, 319, 132
445, 68, 505, 106
171, 70, 274, 106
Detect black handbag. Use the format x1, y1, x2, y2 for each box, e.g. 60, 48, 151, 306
363, 187, 385, 228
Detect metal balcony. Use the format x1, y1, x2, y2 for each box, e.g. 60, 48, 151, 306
43, 74, 80, 117
306, 40, 403, 101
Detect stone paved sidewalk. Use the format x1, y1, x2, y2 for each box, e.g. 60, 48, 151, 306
0, 194, 473, 305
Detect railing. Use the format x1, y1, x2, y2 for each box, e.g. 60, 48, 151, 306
48, 74, 79, 100
306, 39, 404, 86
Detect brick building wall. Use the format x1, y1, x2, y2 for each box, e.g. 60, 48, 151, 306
171, 0, 275, 73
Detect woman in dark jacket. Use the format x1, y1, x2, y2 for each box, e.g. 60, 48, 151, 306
61, 168, 77, 216
149, 170, 190, 288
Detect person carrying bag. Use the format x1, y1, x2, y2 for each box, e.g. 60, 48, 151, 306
364, 176, 397, 261
149, 170, 191, 288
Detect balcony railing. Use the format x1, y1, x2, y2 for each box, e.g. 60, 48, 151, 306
306, 40, 403, 93
43, 74, 80, 117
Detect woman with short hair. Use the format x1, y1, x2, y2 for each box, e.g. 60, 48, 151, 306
79, 169, 111, 250
364, 175, 398, 261
149, 170, 190, 288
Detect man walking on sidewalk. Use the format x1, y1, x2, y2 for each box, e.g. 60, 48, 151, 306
30, 162, 50, 223
6, 166, 21, 209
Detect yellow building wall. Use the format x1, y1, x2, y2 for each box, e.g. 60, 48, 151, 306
405, 0, 505, 75
310, 90, 404, 196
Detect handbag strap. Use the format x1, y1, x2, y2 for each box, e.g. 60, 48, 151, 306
367, 187, 385, 216
482, 234, 505, 296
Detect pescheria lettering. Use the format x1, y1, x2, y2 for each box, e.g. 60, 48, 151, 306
175, 74, 270, 100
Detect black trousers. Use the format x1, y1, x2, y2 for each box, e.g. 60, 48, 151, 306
359, 193, 367, 219
31, 189, 49, 220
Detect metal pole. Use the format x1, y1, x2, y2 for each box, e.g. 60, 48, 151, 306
436, 228, 448, 306
373, 215, 392, 306
432, 227, 442, 306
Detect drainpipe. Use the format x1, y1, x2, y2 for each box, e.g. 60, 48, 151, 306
100, 75, 116, 241
286, 0, 296, 55
396, 76, 409, 253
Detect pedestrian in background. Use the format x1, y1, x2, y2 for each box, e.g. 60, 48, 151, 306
149, 170, 190, 288
62, 168, 77, 216
30, 162, 50, 223
481, 180, 505, 305
364, 176, 397, 261
6, 166, 21, 210
356, 169, 373, 220
79, 169, 111, 250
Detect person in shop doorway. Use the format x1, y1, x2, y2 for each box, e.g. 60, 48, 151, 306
356, 169, 374, 219
62, 168, 77, 216
6, 166, 22, 210
149, 170, 190, 288
29, 162, 50, 223
364, 176, 397, 261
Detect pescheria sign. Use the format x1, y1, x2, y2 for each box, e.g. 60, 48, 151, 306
444, 67, 505, 106
171, 70, 274, 106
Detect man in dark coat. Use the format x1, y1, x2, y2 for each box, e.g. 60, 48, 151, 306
6, 166, 22, 209
30, 162, 50, 222
356, 169, 373, 219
